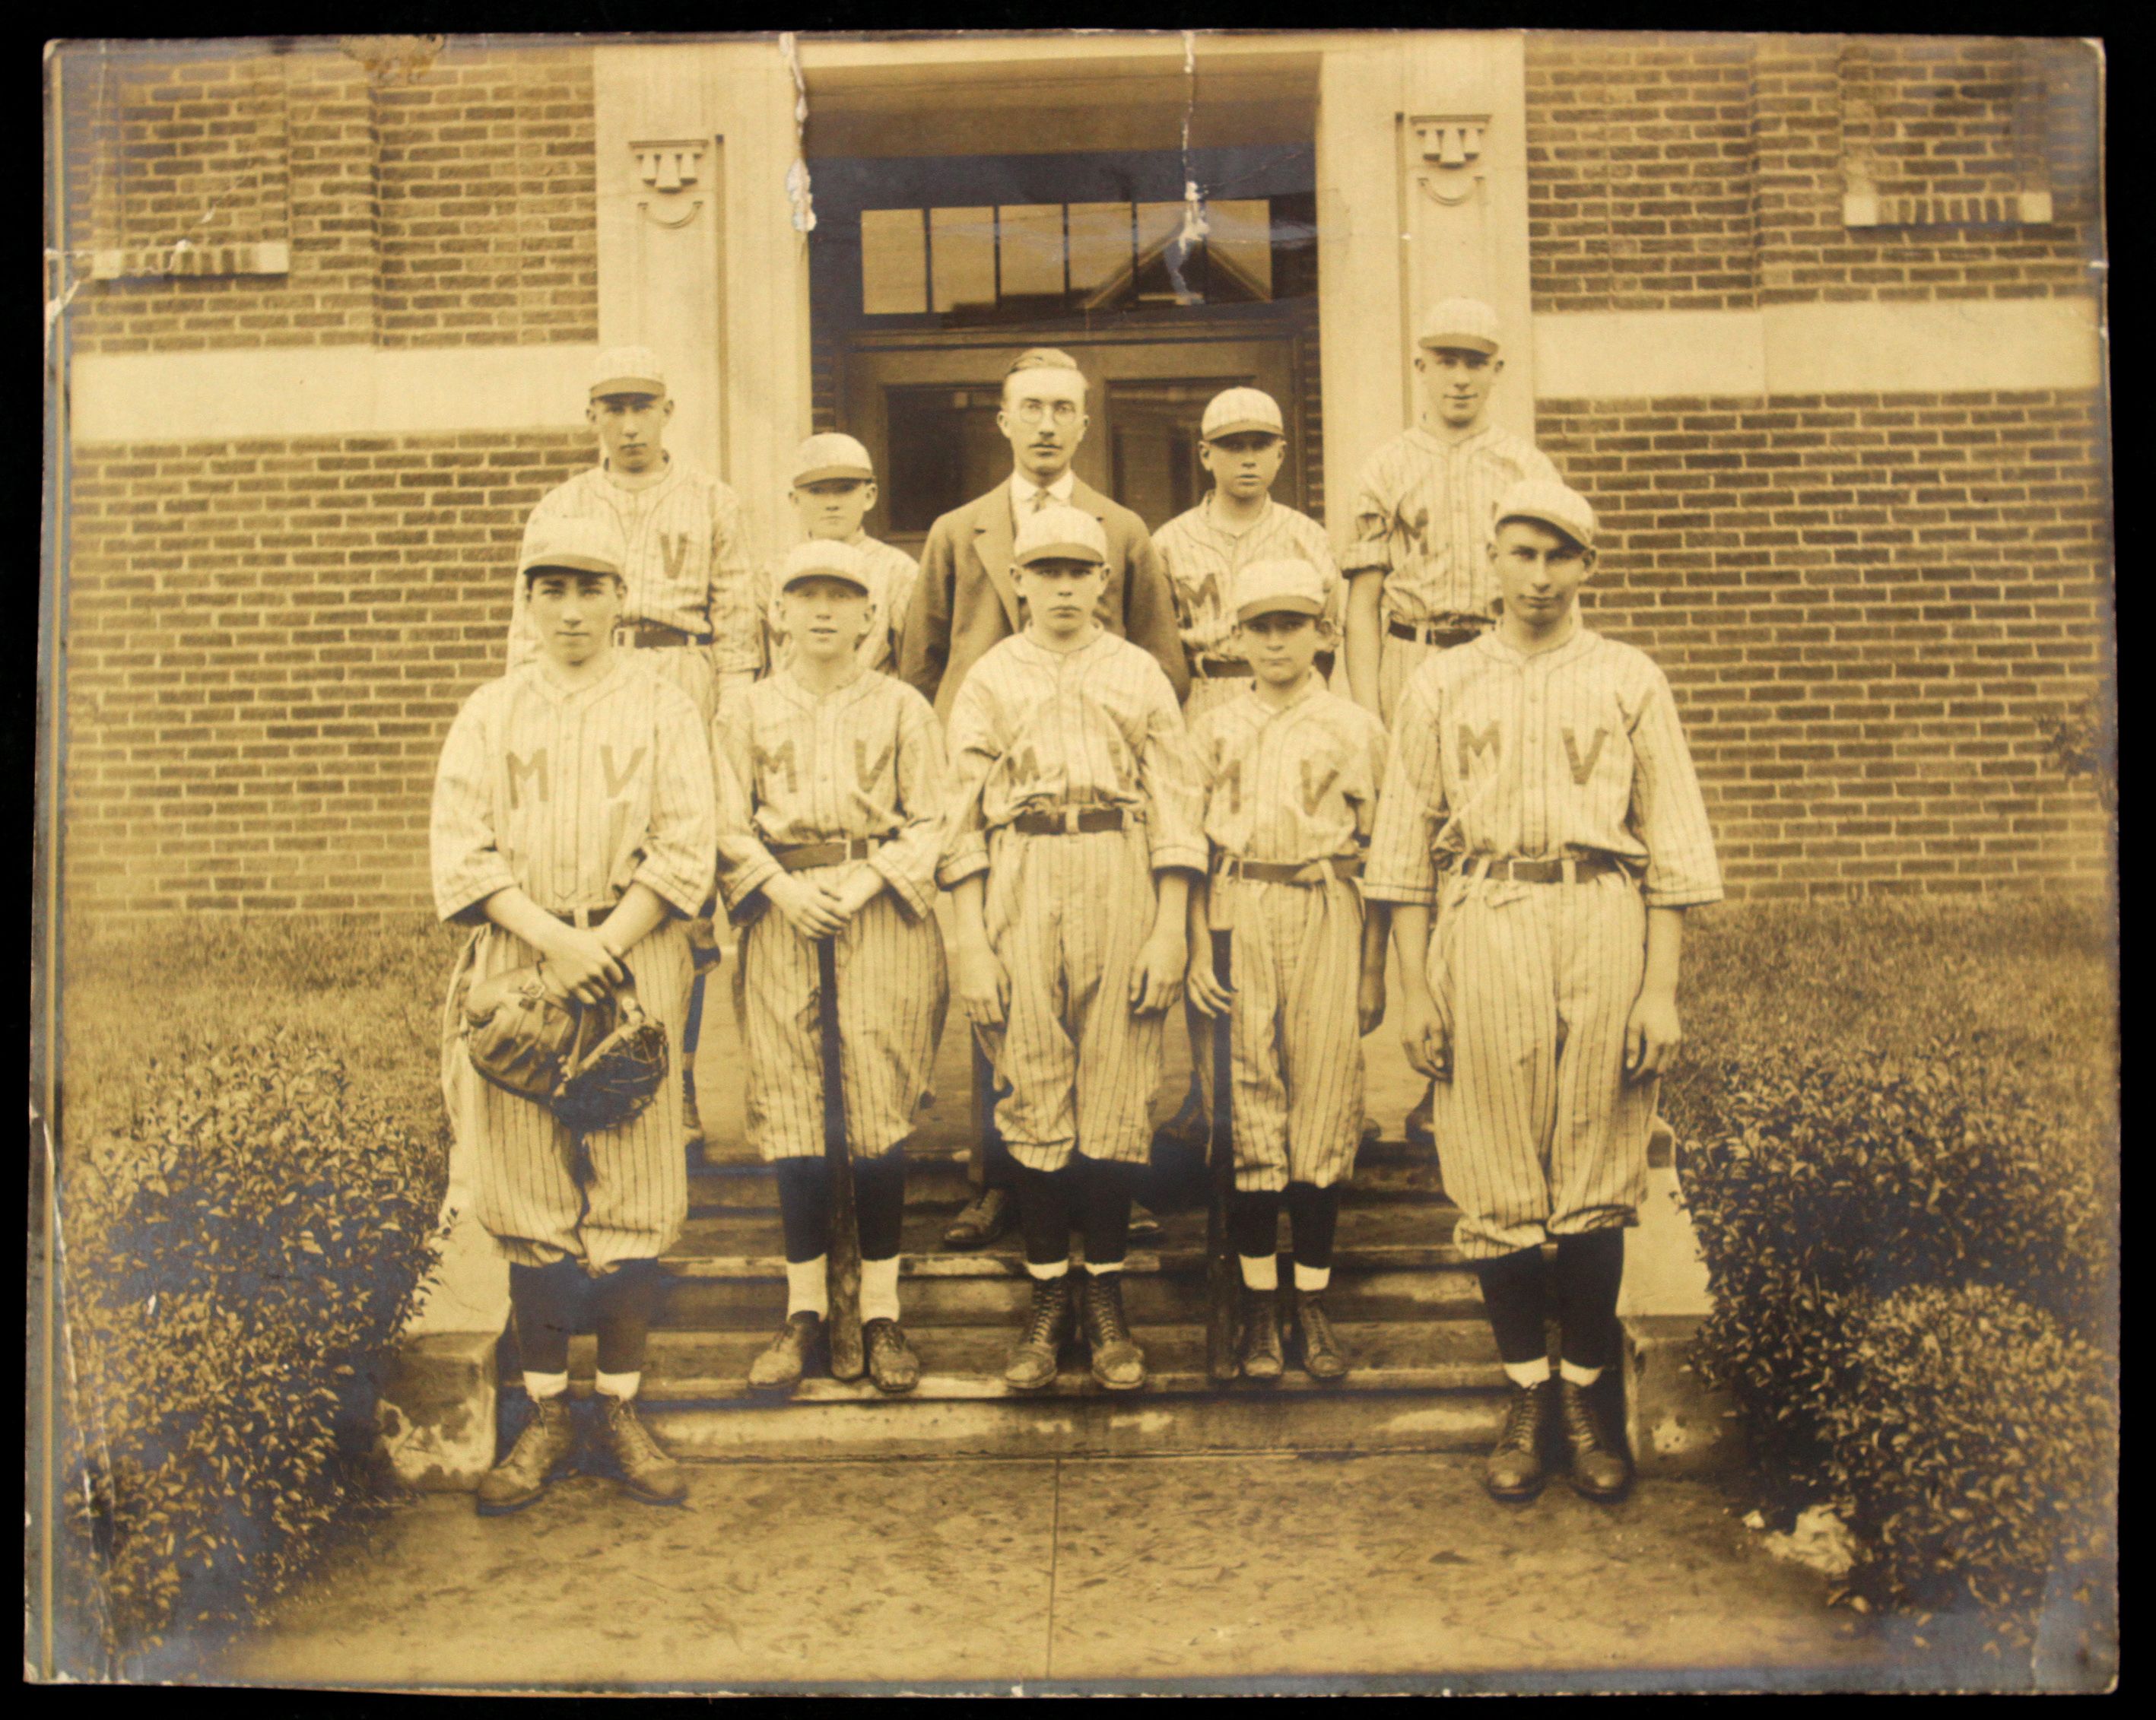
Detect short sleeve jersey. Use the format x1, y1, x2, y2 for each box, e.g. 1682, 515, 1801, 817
710, 666, 951, 922
1189, 680, 1390, 868
1364, 624, 1724, 910
511, 459, 759, 674
430, 655, 717, 923
1342, 424, 1562, 624
940, 630, 1206, 887
1153, 497, 1343, 664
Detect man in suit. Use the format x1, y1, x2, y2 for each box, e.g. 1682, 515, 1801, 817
900, 347, 1191, 1246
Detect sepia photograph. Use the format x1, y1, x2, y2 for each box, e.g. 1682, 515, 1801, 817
30, 26, 2116, 1695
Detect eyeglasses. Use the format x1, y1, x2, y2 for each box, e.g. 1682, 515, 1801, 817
1011, 398, 1082, 426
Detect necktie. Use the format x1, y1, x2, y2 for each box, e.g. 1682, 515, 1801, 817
1030, 487, 1052, 514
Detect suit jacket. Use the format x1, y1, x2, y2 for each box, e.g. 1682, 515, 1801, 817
897, 474, 1191, 723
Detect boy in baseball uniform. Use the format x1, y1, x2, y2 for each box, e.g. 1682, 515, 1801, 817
1149, 387, 1346, 1167
433, 514, 717, 1515
901, 346, 1189, 1252
1340, 299, 1563, 1149
1184, 559, 1389, 1382
712, 538, 951, 1397
1365, 479, 1723, 1503
752, 433, 921, 678
941, 504, 1205, 1392
510, 347, 759, 1167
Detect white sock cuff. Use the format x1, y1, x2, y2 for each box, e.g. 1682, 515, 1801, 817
1239, 1253, 1279, 1291
595, 1369, 641, 1401
786, 1255, 830, 1318
1559, 1359, 1605, 1388
861, 1255, 902, 1325
1086, 1259, 1125, 1277
523, 1370, 570, 1400
1026, 1258, 1071, 1280
1502, 1356, 1553, 1388
1293, 1261, 1331, 1293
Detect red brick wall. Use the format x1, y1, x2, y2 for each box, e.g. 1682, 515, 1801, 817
1528, 33, 2104, 312
62, 430, 592, 916
1535, 389, 2112, 896
55, 40, 597, 354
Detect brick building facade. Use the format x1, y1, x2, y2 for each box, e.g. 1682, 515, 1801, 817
47, 32, 2110, 917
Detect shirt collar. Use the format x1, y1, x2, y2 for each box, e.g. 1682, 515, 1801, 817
1476, 616, 1592, 667
1010, 468, 1077, 509
775, 661, 871, 708
1407, 422, 1496, 459
1246, 670, 1328, 719
532, 650, 631, 703
1200, 493, 1272, 541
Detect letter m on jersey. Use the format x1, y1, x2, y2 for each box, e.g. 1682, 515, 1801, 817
1456, 722, 1500, 774
506, 749, 548, 808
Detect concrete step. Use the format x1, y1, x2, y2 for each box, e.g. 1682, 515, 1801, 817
653, 1201, 1480, 1330
685, 1138, 1451, 1215
529, 1323, 1512, 1459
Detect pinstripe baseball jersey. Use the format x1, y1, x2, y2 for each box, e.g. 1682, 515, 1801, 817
1342, 425, 1562, 624
1363, 624, 1723, 910
430, 652, 716, 1270
939, 630, 1206, 888
432, 655, 717, 924
510, 459, 760, 678
751, 533, 921, 677
1190, 678, 1389, 1193
711, 665, 951, 1163
1154, 497, 1343, 666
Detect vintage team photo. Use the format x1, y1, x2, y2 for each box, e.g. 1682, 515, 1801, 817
31, 27, 2116, 1695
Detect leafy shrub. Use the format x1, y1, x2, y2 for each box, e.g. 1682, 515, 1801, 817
1823, 1284, 2116, 1619
59, 1027, 448, 1661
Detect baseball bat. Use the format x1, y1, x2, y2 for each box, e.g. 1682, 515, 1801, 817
816, 936, 865, 1382
1205, 928, 1237, 1384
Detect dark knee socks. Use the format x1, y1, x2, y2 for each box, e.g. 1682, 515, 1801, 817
593, 1258, 663, 1376
1014, 1163, 1076, 1271
779, 1151, 909, 1264
1553, 1230, 1625, 1374
775, 1156, 834, 1262
1014, 1159, 1138, 1273
853, 1149, 907, 1261
1081, 1160, 1142, 1270
1229, 1188, 1281, 1261
1475, 1246, 1550, 1369
509, 1259, 583, 1377
1284, 1181, 1339, 1274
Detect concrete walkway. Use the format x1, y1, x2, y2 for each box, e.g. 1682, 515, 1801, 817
220, 1452, 1932, 1694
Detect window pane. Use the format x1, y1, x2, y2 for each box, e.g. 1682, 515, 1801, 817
1108, 379, 1224, 531
1135, 202, 1195, 305
997, 204, 1065, 299
859, 208, 926, 315
929, 207, 996, 314
1206, 198, 1273, 300
1068, 202, 1132, 300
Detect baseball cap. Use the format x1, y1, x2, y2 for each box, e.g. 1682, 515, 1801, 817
1494, 478, 1599, 554
1233, 558, 1328, 622
791, 432, 877, 487
1416, 297, 1503, 356
1201, 387, 1285, 443
776, 538, 873, 596
520, 515, 627, 581
1013, 504, 1109, 568
590, 344, 668, 400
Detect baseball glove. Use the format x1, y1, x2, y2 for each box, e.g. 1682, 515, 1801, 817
462, 963, 669, 1135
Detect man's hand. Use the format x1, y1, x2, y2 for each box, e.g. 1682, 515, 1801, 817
1357, 966, 1386, 1037
1186, 947, 1234, 1019
1398, 985, 1451, 1082
1624, 986, 1681, 1081
541, 926, 627, 1005
954, 936, 1010, 1030
827, 866, 886, 922
764, 873, 848, 941
1129, 928, 1186, 1016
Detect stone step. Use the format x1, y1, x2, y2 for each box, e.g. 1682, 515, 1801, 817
531, 1323, 1513, 1458
685, 1144, 1452, 1214
653, 1201, 1480, 1330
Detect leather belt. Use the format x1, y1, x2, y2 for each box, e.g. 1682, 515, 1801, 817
772, 836, 888, 871
1008, 807, 1134, 836
1446, 853, 1626, 885
615, 619, 715, 649
550, 904, 618, 928
1221, 854, 1364, 886
1388, 613, 1488, 646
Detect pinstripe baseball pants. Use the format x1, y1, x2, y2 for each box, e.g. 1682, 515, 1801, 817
1427, 869, 1655, 1261
980, 824, 1164, 1173
440, 918, 693, 1270
1197, 876, 1367, 1192
737, 873, 948, 1162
